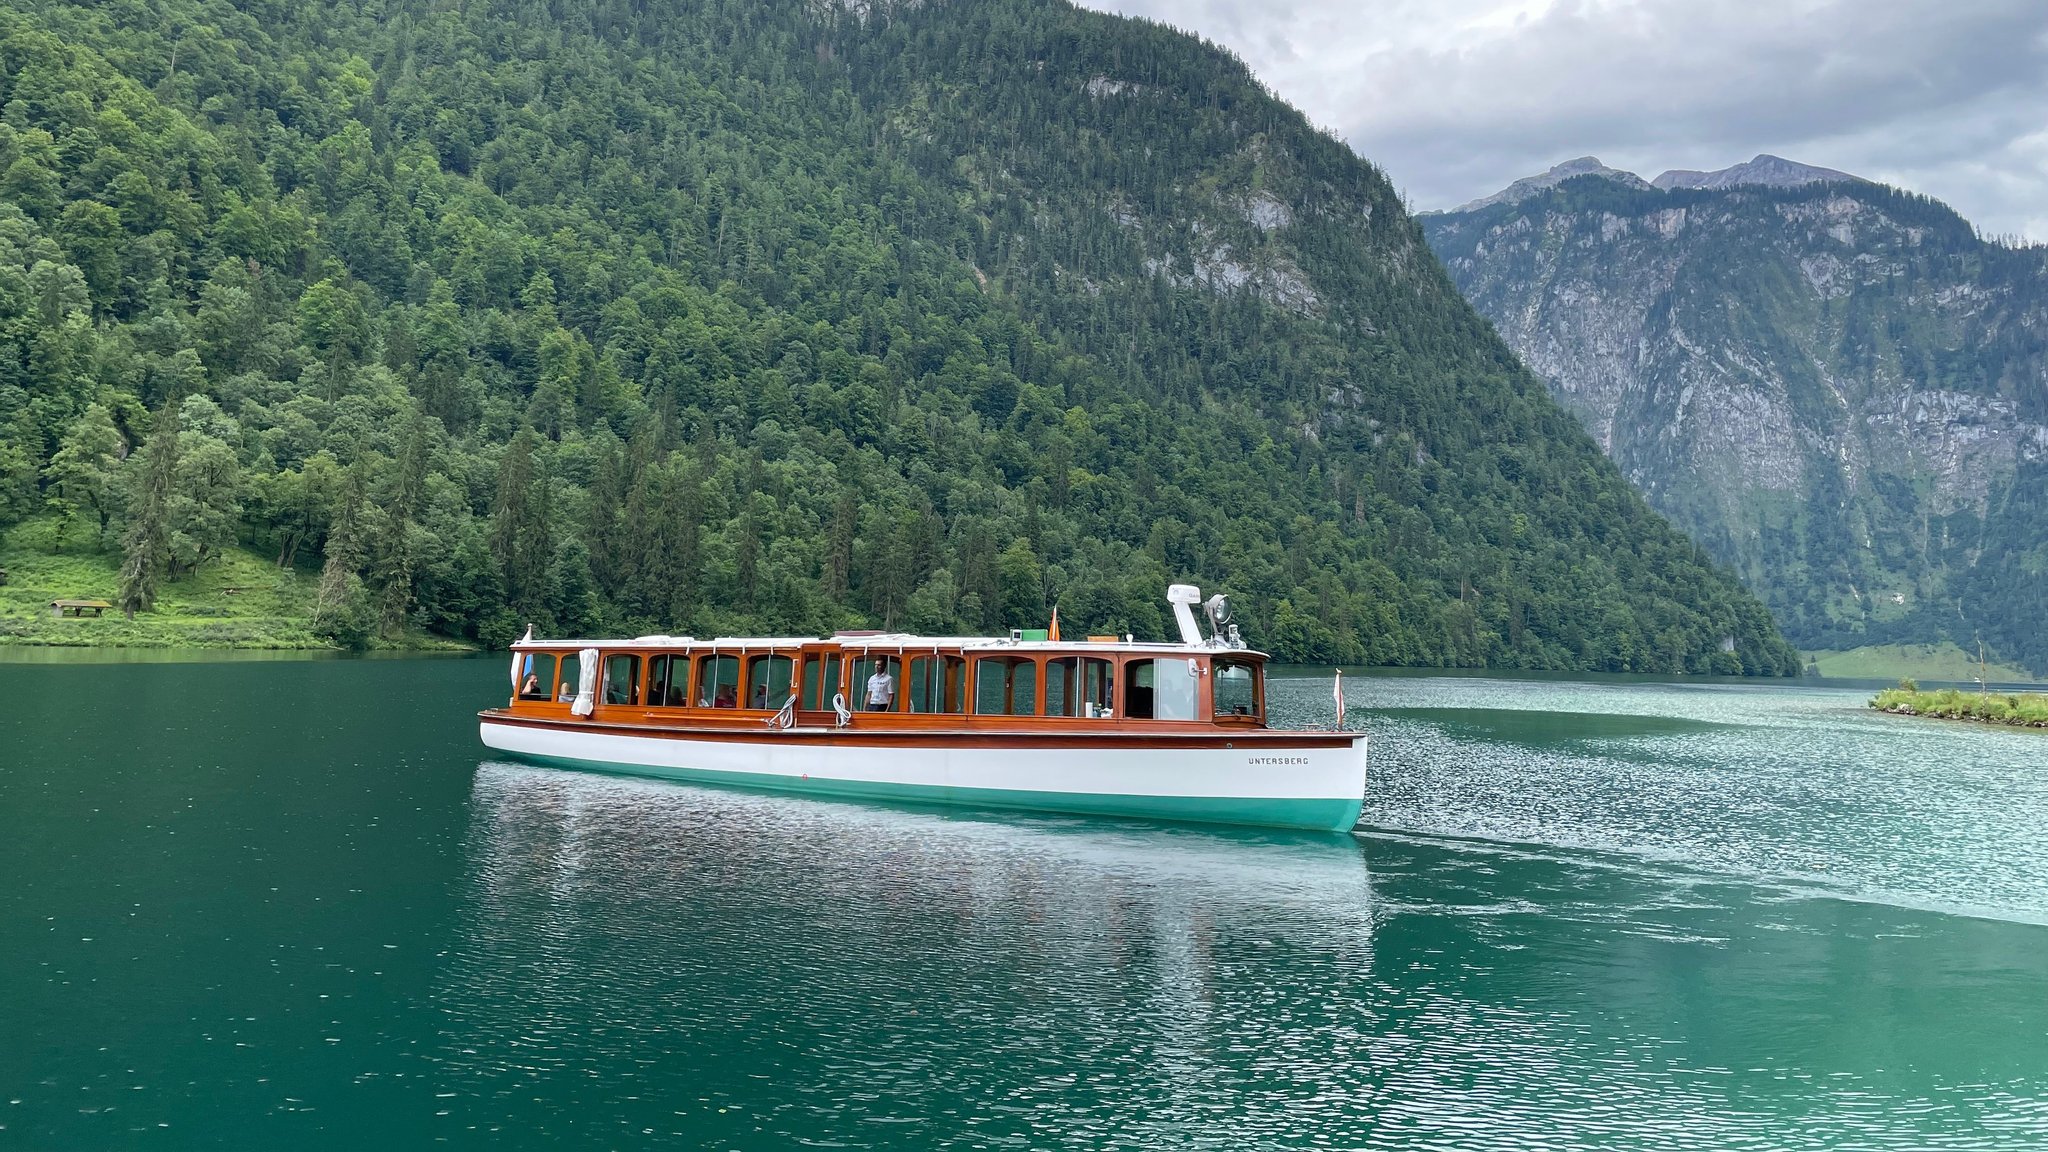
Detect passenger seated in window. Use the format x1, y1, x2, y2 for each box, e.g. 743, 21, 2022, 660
714, 684, 737, 708
557, 681, 575, 702
751, 686, 768, 709
520, 673, 541, 698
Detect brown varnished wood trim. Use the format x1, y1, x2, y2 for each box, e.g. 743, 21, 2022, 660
477, 710, 1360, 750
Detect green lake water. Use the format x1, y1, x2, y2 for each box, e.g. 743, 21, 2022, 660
3, 657, 2045, 1148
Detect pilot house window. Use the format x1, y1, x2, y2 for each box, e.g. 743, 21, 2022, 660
1213, 659, 1261, 717
1122, 659, 1197, 720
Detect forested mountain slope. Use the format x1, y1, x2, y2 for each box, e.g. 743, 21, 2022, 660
0, 0, 1796, 672
1425, 174, 2048, 672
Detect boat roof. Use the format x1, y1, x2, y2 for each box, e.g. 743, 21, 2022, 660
512, 633, 1265, 658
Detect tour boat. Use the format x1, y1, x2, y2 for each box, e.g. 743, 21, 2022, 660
476, 585, 1366, 831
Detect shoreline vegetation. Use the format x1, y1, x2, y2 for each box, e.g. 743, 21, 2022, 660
1, 520, 471, 652
1809, 643, 2042, 685
1870, 680, 2048, 729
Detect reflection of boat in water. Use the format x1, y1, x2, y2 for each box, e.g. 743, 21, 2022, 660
478, 585, 1367, 831
427, 764, 1378, 1124
460, 761, 1377, 927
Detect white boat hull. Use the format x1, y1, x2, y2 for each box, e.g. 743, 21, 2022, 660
477, 717, 1367, 832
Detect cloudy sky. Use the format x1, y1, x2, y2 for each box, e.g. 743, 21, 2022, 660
1080, 0, 2048, 241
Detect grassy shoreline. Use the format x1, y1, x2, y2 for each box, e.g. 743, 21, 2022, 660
2, 520, 474, 653
1811, 642, 2044, 684
1869, 682, 2048, 728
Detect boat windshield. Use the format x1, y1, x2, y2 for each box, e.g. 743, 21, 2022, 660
1212, 658, 1261, 718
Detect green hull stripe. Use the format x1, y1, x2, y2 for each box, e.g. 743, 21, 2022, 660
498, 751, 1363, 832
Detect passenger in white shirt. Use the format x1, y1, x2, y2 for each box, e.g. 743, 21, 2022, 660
864, 667, 895, 711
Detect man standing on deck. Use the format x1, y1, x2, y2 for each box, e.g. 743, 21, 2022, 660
864, 663, 895, 711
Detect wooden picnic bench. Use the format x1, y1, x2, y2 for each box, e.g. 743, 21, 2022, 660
50, 598, 115, 618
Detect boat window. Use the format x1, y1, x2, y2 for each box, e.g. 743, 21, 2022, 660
1045, 656, 1115, 717
745, 653, 795, 710
1122, 660, 1156, 719
908, 654, 967, 714
603, 653, 641, 706
850, 654, 902, 712
1009, 659, 1038, 715
1155, 658, 1197, 720
648, 654, 690, 707
973, 657, 1037, 715
696, 654, 740, 708
1123, 658, 1198, 721
517, 652, 557, 701
555, 653, 581, 703
800, 653, 842, 711
1213, 659, 1261, 717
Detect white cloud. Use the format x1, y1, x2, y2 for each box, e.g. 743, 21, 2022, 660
1080, 0, 2048, 239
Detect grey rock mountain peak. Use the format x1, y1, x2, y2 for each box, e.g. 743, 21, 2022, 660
1652, 153, 1862, 191
1422, 170, 2048, 672
1446, 156, 1651, 214
1447, 154, 1865, 215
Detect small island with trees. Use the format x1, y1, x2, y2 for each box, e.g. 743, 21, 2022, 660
1870, 679, 2048, 729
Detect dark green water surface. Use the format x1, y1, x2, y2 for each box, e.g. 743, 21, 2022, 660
4, 658, 2045, 1148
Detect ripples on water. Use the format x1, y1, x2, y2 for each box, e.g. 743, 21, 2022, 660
6, 660, 2044, 1148
1316, 676, 2048, 924
434, 682, 2048, 1151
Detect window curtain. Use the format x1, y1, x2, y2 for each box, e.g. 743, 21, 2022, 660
572, 647, 600, 716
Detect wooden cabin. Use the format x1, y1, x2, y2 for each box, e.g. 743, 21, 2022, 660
505, 634, 1270, 733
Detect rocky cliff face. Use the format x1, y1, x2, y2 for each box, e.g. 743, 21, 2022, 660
1423, 173, 2048, 670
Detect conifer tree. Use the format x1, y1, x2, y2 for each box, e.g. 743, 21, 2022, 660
117, 399, 180, 619
373, 413, 434, 636
824, 490, 857, 602
489, 430, 554, 622
315, 460, 370, 641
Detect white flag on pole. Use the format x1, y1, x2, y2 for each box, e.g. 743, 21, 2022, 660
1332, 669, 1345, 730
